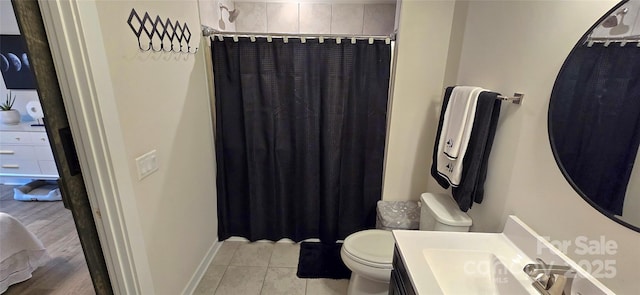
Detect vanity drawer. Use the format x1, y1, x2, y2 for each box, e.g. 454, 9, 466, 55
34, 146, 55, 161
0, 132, 32, 144
29, 132, 50, 145
38, 160, 59, 176
0, 159, 40, 175
0, 145, 36, 159
390, 246, 417, 295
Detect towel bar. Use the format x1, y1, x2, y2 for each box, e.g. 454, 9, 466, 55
497, 93, 524, 105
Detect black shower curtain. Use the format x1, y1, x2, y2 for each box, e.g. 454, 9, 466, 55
212, 37, 391, 242
551, 43, 640, 215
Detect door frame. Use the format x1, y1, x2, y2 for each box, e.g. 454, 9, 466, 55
16, 0, 155, 293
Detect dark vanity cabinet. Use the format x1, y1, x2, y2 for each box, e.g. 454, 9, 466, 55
389, 246, 417, 295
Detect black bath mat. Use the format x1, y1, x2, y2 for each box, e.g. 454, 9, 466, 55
296, 242, 351, 279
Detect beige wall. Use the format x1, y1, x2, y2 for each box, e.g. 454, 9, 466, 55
385, 0, 639, 293
93, 1, 218, 293
383, 0, 456, 201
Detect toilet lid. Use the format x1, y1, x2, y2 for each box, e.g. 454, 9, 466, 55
343, 229, 395, 265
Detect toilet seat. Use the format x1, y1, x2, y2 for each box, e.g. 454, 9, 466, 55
342, 229, 395, 269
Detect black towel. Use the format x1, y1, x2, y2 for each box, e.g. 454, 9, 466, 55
431, 87, 501, 211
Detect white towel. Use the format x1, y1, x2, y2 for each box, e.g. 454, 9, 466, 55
440, 86, 481, 159
436, 86, 484, 186
0, 213, 50, 293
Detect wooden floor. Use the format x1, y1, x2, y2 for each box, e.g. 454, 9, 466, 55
0, 184, 94, 295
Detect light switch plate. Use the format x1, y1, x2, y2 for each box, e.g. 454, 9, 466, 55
135, 149, 158, 180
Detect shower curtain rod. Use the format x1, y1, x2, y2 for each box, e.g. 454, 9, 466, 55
201, 25, 396, 41
585, 36, 640, 46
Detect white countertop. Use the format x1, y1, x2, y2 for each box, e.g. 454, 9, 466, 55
0, 121, 46, 132
392, 216, 615, 295
393, 229, 537, 294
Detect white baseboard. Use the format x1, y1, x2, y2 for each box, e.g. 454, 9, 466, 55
181, 238, 222, 295
0, 177, 33, 185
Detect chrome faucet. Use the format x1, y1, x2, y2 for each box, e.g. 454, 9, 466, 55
523, 258, 576, 295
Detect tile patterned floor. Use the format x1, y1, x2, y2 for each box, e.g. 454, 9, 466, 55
194, 241, 350, 295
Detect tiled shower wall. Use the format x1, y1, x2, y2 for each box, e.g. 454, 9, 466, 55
200, 0, 237, 32
221, 1, 396, 35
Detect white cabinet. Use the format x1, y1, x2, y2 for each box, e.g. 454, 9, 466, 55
0, 122, 59, 179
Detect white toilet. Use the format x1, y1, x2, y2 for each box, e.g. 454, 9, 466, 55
340, 193, 473, 295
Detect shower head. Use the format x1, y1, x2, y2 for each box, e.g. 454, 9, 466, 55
602, 7, 628, 28
219, 4, 240, 23
228, 8, 240, 22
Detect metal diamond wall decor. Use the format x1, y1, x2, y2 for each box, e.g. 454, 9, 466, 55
127, 8, 198, 54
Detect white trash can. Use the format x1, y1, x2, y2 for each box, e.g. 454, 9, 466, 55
375, 200, 420, 230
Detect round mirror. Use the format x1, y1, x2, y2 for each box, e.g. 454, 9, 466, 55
549, 0, 640, 231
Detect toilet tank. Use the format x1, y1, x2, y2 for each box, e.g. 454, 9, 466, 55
419, 193, 472, 232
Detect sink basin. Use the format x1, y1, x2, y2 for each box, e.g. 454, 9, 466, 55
423, 249, 530, 295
